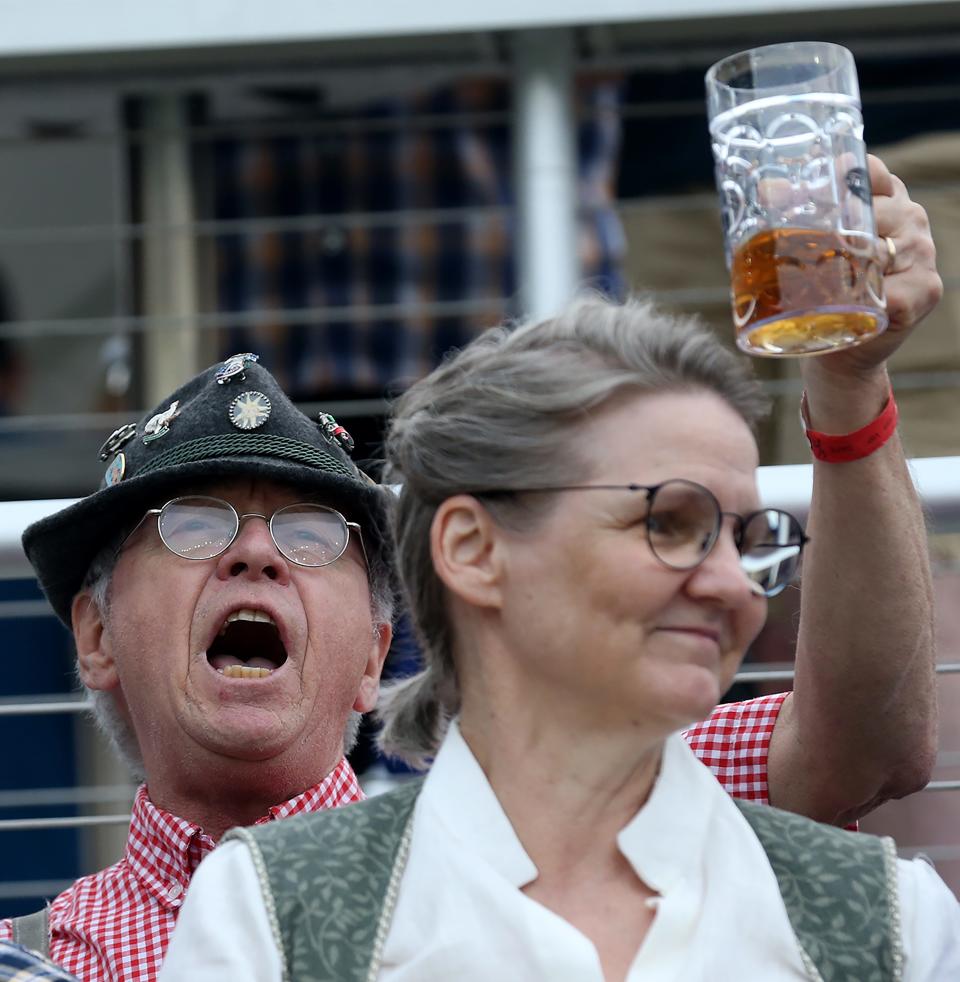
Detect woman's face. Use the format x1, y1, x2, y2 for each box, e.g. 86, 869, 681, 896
494, 389, 769, 736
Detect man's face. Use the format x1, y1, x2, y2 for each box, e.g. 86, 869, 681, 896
75, 478, 391, 787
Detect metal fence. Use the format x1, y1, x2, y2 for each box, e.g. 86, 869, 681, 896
2, 454, 959, 846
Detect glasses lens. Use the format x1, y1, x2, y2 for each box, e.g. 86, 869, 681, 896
158, 497, 238, 560
739, 509, 805, 597
271, 504, 349, 567
646, 480, 721, 569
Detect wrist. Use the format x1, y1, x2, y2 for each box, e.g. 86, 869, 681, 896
800, 383, 898, 463
800, 365, 891, 432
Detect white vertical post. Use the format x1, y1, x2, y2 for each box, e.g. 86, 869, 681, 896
139, 94, 200, 405
511, 28, 579, 321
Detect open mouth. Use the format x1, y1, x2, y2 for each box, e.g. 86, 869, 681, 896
206, 608, 288, 679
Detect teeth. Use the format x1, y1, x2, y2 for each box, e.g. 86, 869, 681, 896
226, 608, 276, 626
219, 665, 273, 679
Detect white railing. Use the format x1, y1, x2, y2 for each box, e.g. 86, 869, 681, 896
4, 457, 958, 581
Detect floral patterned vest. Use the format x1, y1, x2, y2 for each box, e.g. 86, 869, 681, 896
227, 779, 901, 982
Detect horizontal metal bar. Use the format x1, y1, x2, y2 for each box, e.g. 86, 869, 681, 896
0, 814, 130, 831
618, 81, 960, 121
7, 282, 960, 341
734, 667, 797, 683
0, 697, 91, 717
6, 777, 960, 834
734, 662, 960, 685
0, 878, 76, 900
761, 371, 960, 398
3, 663, 959, 720
0, 599, 53, 620
4, 178, 960, 250
0, 201, 513, 247
0, 784, 137, 810
0, 295, 507, 340
899, 844, 960, 863
642, 281, 960, 309
5, 169, 960, 246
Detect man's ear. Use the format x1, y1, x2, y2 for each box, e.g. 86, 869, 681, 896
429, 494, 505, 611
72, 592, 120, 691
353, 619, 393, 714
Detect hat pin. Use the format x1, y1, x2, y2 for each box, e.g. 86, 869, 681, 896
143, 401, 181, 444
229, 391, 272, 430
98, 422, 137, 461
216, 352, 260, 385
317, 412, 355, 454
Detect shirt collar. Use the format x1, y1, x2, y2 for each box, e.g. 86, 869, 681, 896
616, 733, 720, 895
421, 724, 721, 896
262, 757, 364, 822
126, 757, 363, 907
420, 720, 538, 888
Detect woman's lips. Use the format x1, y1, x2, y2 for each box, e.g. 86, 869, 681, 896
662, 626, 720, 640
656, 626, 724, 654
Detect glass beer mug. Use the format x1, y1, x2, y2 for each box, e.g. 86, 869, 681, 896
706, 42, 888, 357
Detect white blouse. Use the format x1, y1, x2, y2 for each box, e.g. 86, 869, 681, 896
160, 724, 960, 981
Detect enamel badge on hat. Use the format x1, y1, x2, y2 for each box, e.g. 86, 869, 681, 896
229, 391, 272, 430
216, 352, 260, 385
143, 401, 181, 444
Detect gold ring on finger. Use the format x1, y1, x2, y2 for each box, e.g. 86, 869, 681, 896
883, 235, 897, 274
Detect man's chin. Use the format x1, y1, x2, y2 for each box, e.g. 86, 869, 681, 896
188, 711, 300, 763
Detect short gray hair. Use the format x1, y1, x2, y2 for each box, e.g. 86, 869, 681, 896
378, 294, 768, 768
77, 521, 395, 781
80, 546, 147, 781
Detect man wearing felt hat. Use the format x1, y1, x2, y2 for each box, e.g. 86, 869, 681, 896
2, 354, 396, 981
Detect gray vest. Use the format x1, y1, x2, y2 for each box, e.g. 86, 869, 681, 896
227, 779, 903, 982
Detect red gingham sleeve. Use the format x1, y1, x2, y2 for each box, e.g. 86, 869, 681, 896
681, 692, 789, 805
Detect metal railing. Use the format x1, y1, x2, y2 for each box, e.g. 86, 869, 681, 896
4, 457, 958, 579
1, 460, 958, 881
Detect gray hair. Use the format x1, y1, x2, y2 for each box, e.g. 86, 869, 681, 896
378, 294, 769, 768
80, 546, 147, 781
77, 522, 395, 782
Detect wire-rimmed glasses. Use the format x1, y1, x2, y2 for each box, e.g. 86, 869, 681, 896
119, 495, 367, 569
471, 478, 807, 598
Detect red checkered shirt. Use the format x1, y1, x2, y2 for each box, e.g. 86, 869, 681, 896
682, 691, 789, 804
1, 695, 785, 981
0, 758, 363, 982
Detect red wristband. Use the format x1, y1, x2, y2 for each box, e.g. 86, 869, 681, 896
800, 387, 899, 463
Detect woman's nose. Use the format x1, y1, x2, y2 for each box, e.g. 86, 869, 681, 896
685, 530, 761, 606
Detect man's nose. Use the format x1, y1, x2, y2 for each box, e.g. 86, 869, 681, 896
214, 514, 291, 584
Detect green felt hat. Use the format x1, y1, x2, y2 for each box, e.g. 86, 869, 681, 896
23, 353, 393, 626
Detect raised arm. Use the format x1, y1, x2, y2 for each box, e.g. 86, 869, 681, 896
767, 155, 942, 826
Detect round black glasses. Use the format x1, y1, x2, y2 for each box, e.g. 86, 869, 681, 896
120, 495, 367, 569
472, 478, 808, 598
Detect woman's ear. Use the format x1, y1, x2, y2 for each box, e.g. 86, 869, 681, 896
430, 495, 507, 611
72, 592, 121, 691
